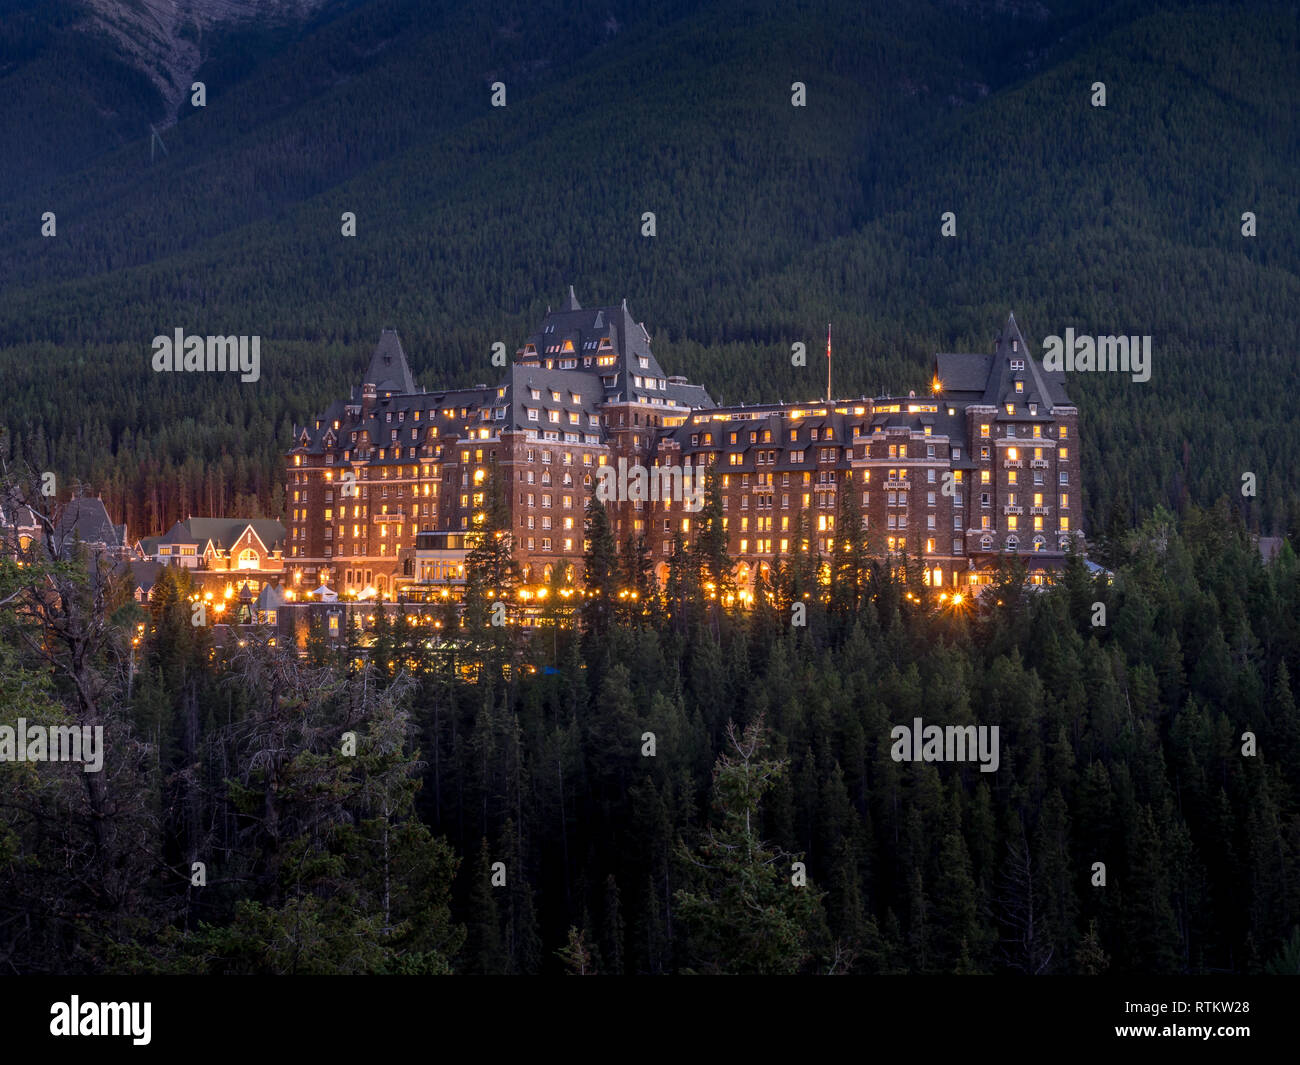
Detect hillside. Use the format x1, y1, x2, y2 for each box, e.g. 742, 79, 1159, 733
0, 0, 1296, 540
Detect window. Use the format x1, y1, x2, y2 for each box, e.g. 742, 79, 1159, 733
1005, 404, 1015, 415
1015, 380, 1024, 393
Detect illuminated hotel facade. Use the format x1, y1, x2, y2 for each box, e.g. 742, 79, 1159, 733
286, 292, 1082, 599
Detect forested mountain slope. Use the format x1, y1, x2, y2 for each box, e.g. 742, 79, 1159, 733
0, 0, 1295, 540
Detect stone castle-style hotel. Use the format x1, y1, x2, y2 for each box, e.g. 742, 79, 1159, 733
287, 290, 1082, 600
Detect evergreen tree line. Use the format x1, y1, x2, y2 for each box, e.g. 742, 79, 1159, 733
2, 3, 1297, 535
2, 470, 1299, 974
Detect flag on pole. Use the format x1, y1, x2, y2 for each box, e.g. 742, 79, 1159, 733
826, 323, 832, 403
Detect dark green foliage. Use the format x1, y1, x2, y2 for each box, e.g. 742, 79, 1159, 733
2, 2, 1297, 542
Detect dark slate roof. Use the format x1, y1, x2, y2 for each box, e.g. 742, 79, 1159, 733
155, 517, 286, 553
54, 497, 125, 550
117, 559, 165, 593
292, 293, 716, 463
517, 291, 714, 408
501, 362, 606, 434
361, 328, 417, 396
135, 535, 162, 557
0, 502, 41, 530
935, 353, 993, 395
255, 583, 287, 610
935, 313, 1073, 412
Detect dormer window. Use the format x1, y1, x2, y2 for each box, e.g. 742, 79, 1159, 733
638, 356, 649, 369
1015, 380, 1024, 393
1010, 359, 1024, 371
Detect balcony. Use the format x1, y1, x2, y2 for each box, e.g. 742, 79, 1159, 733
885, 480, 910, 490
1002, 459, 1023, 469
1002, 505, 1024, 516
1030, 459, 1049, 469
1030, 506, 1051, 515
374, 511, 406, 524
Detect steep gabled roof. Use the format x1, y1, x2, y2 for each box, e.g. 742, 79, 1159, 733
54, 497, 125, 550
934, 313, 1072, 411
167, 517, 286, 553
362, 328, 417, 395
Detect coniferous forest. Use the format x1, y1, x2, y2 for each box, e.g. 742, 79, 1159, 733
2, 480, 1299, 977
1, 0, 1299, 1020
0, 1, 1297, 539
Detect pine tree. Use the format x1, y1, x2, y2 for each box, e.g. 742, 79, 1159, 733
674, 717, 827, 974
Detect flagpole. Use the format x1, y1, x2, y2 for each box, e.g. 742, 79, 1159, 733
826, 323, 832, 403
